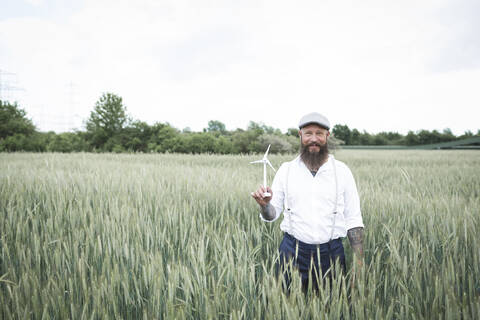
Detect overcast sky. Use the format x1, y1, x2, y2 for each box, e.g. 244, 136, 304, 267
1, 0, 479, 134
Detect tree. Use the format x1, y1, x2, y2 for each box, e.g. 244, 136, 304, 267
258, 134, 295, 154
206, 120, 227, 134
332, 124, 351, 145
372, 134, 388, 145
350, 129, 361, 145
405, 131, 419, 146
247, 121, 280, 135
186, 133, 216, 154
286, 128, 299, 137
417, 130, 442, 145
359, 130, 373, 145
214, 135, 233, 154
122, 120, 151, 152
148, 123, 180, 153
47, 133, 75, 152
85, 93, 130, 150
231, 129, 256, 154
460, 130, 473, 139
441, 128, 455, 142
247, 121, 265, 135
0, 100, 36, 139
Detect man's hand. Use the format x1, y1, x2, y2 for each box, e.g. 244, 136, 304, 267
347, 227, 364, 261
347, 227, 364, 289
251, 186, 276, 221
250, 186, 273, 207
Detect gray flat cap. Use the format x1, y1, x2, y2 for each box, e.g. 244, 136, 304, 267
298, 112, 330, 130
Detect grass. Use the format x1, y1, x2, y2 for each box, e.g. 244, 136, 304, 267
0, 150, 479, 319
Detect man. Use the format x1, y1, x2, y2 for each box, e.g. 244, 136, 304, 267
251, 112, 364, 292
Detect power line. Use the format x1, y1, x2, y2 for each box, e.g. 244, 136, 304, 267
0, 69, 25, 102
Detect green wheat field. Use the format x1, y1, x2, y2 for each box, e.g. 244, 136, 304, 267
1, 151, 479, 319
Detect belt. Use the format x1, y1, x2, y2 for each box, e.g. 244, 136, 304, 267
284, 232, 342, 250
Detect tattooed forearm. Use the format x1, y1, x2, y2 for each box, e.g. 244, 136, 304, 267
260, 203, 276, 221
347, 227, 364, 257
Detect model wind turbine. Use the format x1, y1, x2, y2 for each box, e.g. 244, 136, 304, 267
250, 144, 276, 197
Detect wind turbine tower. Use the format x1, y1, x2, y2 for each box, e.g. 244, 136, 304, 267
250, 144, 276, 197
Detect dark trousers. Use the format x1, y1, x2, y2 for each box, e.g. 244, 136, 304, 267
276, 233, 346, 292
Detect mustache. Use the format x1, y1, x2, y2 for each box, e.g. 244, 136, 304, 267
306, 142, 323, 147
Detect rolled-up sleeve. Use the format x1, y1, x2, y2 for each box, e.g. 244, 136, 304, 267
259, 163, 287, 222
343, 167, 364, 230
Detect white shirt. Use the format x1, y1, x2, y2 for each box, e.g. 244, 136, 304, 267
260, 154, 364, 244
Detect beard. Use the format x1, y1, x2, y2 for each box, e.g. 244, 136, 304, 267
300, 140, 329, 170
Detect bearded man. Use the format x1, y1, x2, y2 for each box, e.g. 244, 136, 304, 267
251, 112, 364, 292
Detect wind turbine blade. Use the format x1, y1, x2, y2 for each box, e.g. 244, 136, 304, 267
263, 144, 271, 158
266, 159, 276, 172
250, 160, 263, 164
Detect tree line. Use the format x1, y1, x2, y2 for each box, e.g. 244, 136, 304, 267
1, 93, 478, 153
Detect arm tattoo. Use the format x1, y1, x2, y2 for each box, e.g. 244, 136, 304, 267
260, 203, 276, 221
347, 227, 364, 257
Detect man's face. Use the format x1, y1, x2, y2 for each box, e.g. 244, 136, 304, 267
299, 124, 330, 153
